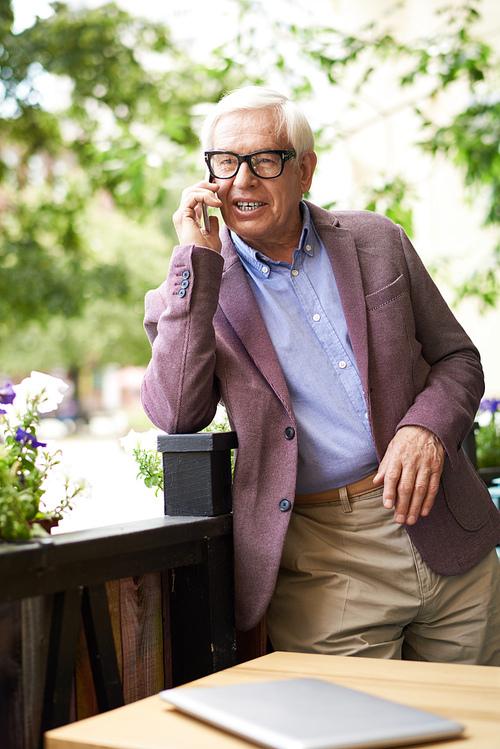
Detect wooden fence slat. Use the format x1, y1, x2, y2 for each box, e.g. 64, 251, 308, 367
105, 579, 123, 680
120, 573, 164, 704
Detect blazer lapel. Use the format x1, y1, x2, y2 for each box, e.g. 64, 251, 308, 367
307, 203, 369, 394
218, 231, 294, 419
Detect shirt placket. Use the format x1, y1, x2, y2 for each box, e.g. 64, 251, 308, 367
290, 255, 371, 436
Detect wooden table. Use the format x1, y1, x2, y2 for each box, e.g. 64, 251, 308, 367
44, 651, 500, 748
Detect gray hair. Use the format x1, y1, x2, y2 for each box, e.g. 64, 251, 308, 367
201, 86, 315, 156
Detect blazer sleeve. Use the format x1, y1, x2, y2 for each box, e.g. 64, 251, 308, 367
141, 243, 224, 434
395, 225, 484, 469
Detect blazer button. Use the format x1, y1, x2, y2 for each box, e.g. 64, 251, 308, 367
284, 427, 295, 440
279, 499, 291, 512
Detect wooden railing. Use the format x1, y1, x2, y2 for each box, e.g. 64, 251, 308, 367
0, 431, 239, 749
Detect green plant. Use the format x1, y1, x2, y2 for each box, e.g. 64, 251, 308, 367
120, 427, 164, 494
475, 399, 500, 468
121, 407, 233, 494
0, 372, 89, 541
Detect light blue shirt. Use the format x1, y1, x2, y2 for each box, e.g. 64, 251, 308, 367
231, 202, 379, 493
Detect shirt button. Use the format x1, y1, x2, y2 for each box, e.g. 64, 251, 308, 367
284, 427, 295, 440
291, 269, 299, 277
339, 360, 347, 369
313, 314, 321, 322
305, 244, 312, 252
279, 499, 292, 512
262, 266, 270, 275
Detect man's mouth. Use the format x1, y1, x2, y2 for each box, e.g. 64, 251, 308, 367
236, 201, 265, 212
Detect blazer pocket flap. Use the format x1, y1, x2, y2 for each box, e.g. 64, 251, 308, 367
366, 274, 407, 311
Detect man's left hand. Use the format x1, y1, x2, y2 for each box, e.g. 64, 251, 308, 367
373, 425, 444, 525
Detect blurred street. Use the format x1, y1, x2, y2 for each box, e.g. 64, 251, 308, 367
46, 431, 164, 535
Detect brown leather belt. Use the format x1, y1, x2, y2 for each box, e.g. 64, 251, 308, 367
294, 471, 379, 505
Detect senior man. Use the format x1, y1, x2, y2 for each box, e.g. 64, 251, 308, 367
142, 86, 500, 664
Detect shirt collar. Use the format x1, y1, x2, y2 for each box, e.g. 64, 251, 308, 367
231, 200, 315, 278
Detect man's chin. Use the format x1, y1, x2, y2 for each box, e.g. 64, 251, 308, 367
226, 217, 264, 241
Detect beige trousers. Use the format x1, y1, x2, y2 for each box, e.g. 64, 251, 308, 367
266, 488, 500, 665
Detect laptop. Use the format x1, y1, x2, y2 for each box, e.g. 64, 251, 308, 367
159, 677, 464, 749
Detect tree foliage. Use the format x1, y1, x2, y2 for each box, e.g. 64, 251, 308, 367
0, 0, 234, 343
215, 0, 500, 307
1, 204, 172, 377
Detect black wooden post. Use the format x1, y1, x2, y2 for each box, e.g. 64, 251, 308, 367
157, 431, 238, 686
158, 432, 236, 516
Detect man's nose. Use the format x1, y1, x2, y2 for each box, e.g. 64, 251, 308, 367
232, 161, 258, 187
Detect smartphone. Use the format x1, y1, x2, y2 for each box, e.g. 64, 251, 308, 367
202, 202, 210, 230
202, 171, 214, 229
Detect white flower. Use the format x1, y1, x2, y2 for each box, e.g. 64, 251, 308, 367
201, 405, 230, 433
120, 429, 142, 455
477, 411, 492, 427
30, 371, 68, 413
41, 460, 91, 511
215, 404, 229, 422
13, 371, 68, 416
120, 428, 161, 455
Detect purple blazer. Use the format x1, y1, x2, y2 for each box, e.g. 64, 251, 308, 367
142, 203, 500, 631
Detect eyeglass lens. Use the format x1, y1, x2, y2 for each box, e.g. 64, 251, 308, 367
209, 152, 285, 179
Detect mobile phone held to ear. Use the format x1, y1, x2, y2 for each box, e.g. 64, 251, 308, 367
202, 171, 214, 230
202, 202, 210, 229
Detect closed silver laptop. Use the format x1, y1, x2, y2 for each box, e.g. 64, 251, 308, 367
160, 677, 464, 749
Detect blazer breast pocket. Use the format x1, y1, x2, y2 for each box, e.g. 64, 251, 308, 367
365, 274, 408, 312
365, 274, 428, 397
365, 274, 416, 352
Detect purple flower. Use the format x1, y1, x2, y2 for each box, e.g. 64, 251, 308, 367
14, 428, 47, 449
479, 399, 500, 415
0, 382, 16, 408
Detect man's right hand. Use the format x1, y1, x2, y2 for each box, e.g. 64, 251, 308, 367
172, 179, 223, 252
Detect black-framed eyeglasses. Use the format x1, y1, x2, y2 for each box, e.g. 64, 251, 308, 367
204, 149, 296, 180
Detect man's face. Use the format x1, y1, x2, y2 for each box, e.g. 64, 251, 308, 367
211, 108, 316, 259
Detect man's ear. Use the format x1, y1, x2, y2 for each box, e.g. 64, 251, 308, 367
299, 151, 317, 194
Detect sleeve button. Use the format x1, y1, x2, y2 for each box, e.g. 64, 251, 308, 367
181, 279, 189, 288
284, 427, 295, 440
182, 270, 190, 279
178, 288, 186, 298
279, 499, 292, 512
